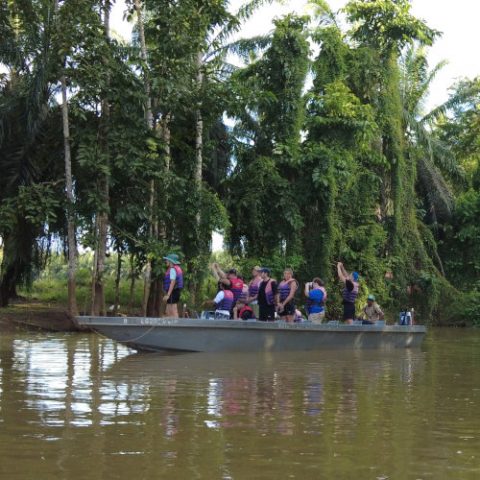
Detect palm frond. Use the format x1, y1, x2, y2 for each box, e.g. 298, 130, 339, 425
213, 0, 276, 46
417, 156, 454, 222
308, 0, 340, 28
207, 35, 271, 64
421, 78, 480, 123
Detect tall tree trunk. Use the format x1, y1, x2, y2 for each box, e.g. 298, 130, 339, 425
61, 74, 78, 317
194, 51, 204, 227
135, 0, 157, 317
0, 242, 15, 308
134, 0, 153, 128
113, 250, 122, 315
158, 112, 171, 240
55, 0, 78, 320
91, 0, 111, 316
188, 51, 205, 308
145, 115, 172, 318
128, 253, 136, 314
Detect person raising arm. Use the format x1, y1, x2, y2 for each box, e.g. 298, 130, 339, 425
211, 263, 244, 305
337, 262, 359, 325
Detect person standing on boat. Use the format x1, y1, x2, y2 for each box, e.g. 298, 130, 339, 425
304, 277, 327, 324
277, 268, 298, 323
211, 264, 244, 306
337, 262, 359, 324
247, 266, 262, 318
213, 283, 234, 319
257, 268, 278, 321
361, 294, 384, 324
163, 253, 183, 318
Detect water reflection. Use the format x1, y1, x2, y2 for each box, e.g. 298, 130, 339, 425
0, 330, 479, 479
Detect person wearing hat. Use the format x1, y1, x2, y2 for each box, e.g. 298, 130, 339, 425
257, 268, 278, 321
337, 262, 359, 324
163, 253, 184, 318
362, 294, 384, 324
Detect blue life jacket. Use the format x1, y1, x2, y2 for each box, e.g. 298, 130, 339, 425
307, 287, 326, 314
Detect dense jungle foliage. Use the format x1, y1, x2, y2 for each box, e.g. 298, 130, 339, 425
1, 0, 479, 324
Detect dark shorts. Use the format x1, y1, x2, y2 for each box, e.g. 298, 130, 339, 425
259, 304, 275, 321
342, 302, 355, 321
279, 301, 295, 317
167, 289, 181, 304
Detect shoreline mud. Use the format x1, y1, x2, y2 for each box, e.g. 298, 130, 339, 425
0, 302, 78, 332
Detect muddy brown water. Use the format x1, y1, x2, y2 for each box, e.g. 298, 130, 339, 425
0, 329, 479, 479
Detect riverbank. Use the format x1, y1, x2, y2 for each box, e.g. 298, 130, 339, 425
0, 301, 78, 332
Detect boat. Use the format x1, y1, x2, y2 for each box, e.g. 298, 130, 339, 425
75, 316, 426, 353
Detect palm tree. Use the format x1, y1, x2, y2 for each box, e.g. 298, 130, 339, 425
0, 1, 61, 306
399, 46, 465, 226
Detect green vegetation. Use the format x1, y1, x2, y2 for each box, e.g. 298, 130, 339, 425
1, 1, 479, 325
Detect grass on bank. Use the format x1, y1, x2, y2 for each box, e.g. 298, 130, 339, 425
19, 253, 145, 314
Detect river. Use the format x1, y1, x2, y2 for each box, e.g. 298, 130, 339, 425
0, 329, 479, 479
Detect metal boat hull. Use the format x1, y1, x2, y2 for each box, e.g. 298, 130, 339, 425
76, 317, 426, 352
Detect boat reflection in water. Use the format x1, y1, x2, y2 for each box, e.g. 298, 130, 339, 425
1, 331, 479, 479
106, 348, 425, 439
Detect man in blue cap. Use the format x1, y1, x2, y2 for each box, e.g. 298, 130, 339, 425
162, 253, 183, 318
361, 294, 384, 324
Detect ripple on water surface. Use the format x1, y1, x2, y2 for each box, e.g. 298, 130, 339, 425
0, 328, 479, 479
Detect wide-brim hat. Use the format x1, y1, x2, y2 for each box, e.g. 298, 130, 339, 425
163, 253, 181, 264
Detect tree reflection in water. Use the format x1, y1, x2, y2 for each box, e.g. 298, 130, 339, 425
1, 330, 479, 479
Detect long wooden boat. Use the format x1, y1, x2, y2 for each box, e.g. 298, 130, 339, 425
76, 316, 426, 353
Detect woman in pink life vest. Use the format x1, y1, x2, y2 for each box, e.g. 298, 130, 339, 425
162, 253, 184, 318
247, 265, 262, 318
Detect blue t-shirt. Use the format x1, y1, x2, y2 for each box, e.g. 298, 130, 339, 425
308, 288, 324, 313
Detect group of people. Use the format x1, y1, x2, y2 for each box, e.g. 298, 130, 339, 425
162, 253, 385, 324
